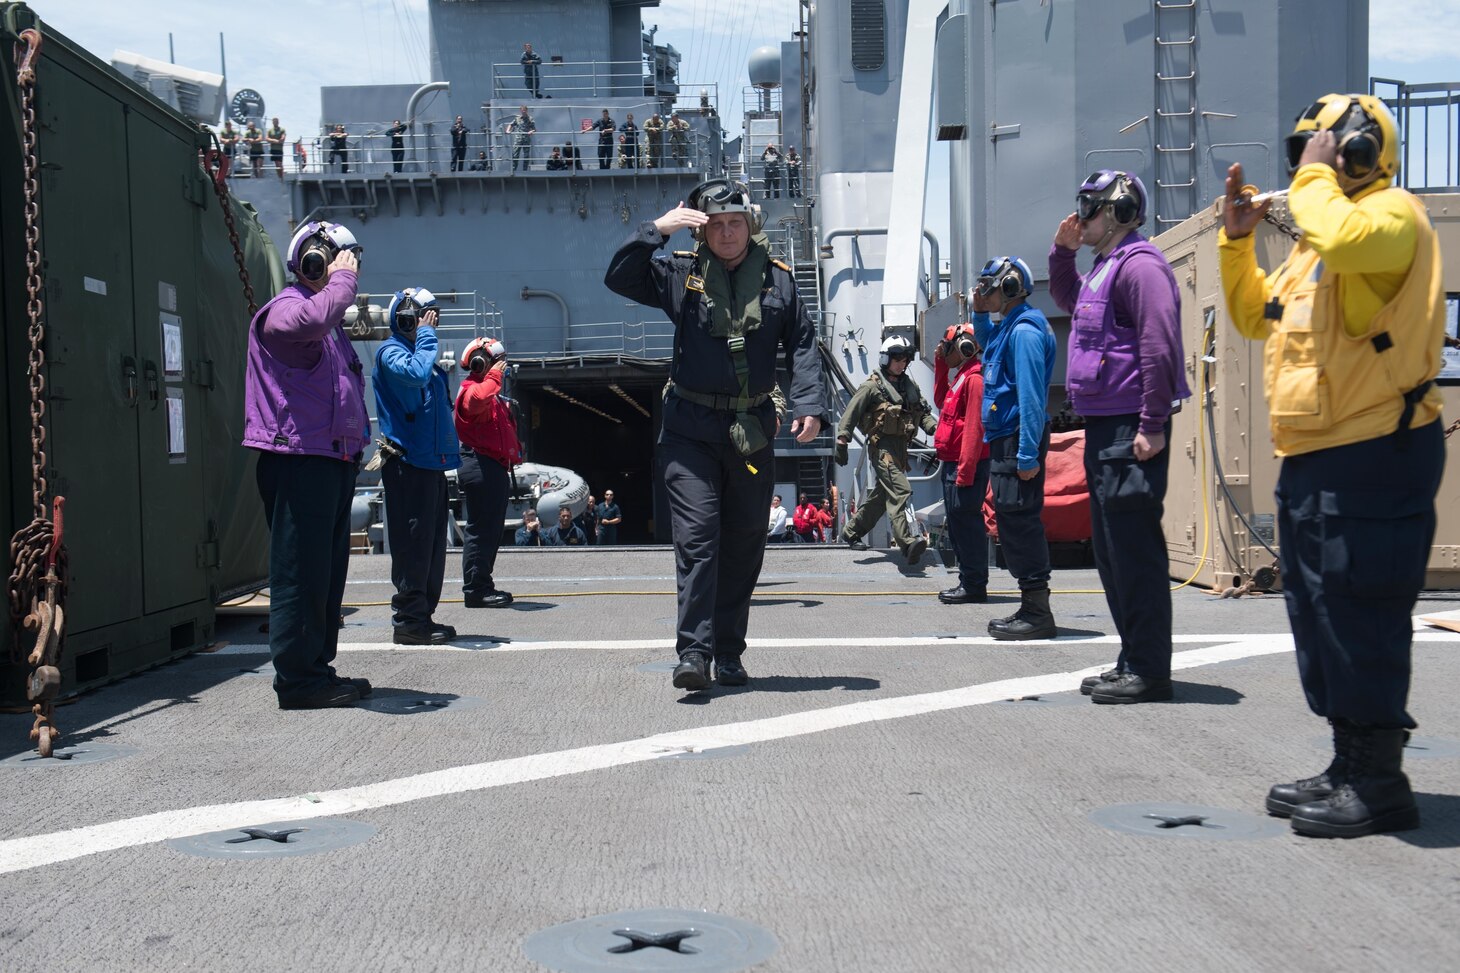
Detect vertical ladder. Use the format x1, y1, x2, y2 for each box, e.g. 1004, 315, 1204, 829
1153, 0, 1198, 228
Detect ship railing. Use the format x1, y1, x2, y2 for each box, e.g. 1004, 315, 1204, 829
562, 319, 674, 359
269, 128, 718, 177
1372, 78, 1460, 192
491, 60, 720, 105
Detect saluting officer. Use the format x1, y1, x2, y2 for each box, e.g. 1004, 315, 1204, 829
604, 179, 825, 692
834, 336, 938, 564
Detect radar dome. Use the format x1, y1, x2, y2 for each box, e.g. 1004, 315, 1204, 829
748, 46, 781, 89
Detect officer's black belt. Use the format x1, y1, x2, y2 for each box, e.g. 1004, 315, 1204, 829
671, 385, 770, 413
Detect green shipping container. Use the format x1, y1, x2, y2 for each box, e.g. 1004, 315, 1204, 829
1, 3, 278, 707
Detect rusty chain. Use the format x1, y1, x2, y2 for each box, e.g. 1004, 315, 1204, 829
6, 26, 68, 757
202, 138, 257, 318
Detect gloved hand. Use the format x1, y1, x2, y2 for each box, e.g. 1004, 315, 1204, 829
833, 440, 849, 466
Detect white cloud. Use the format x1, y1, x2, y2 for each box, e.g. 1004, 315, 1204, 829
1370, 0, 1460, 64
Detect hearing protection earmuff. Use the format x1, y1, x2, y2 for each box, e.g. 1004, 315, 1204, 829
1076, 171, 1144, 226
976, 257, 1033, 303
943, 324, 977, 360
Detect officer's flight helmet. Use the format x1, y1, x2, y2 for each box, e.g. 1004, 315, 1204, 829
879, 335, 914, 370
1076, 170, 1147, 227
686, 178, 765, 238
975, 256, 1034, 304
388, 287, 438, 335
1284, 93, 1399, 183
286, 221, 363, 283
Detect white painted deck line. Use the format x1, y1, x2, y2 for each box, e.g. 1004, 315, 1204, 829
0, 636, 1307, 876
210, 630, 1460, 654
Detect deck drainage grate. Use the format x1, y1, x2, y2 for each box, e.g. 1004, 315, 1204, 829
356, 694, 486, 715
994, 693, 1086, 708
653, 744, 751, 761
637, 660, 681, 673
1, 742, 140, 767
523, 908, 778, 972
1089, 803, 1286, 841
166, 817, 376, 860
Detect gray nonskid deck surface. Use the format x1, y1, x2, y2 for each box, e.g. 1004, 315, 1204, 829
2, 548, 1458, 972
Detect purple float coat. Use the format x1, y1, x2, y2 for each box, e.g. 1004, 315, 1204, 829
242, 269, 371, 460
1049, 232, 1191, 433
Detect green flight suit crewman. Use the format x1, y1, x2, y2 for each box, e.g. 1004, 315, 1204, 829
834, 335, 937, 564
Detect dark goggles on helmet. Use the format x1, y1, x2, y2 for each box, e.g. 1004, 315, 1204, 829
1076, 192, 1112, 222
1282, 118, 1381, 178
688, 178, 750, 210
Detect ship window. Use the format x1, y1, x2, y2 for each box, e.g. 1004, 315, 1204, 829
850, 0, 886, 71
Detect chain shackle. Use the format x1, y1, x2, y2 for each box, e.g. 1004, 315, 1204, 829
202, 141, 258, 318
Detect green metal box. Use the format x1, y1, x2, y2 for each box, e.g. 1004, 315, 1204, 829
1, 4, 277, 707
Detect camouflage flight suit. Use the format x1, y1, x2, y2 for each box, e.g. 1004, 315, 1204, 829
837, 370, 938, 556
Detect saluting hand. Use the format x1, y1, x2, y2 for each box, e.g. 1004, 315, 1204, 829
653, 202, 708, 237
419, 308, 439, 330
329, 249, 359, 275
1222, 162, 1271, 240
1054, 213, 1082, 250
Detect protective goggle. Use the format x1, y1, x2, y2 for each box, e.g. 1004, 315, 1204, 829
1076, 192, 1113, 222
1282, 114, 1382, 178
688, 178, 750, 210
1075, 170, 1129, 221
395, 298, 422, 328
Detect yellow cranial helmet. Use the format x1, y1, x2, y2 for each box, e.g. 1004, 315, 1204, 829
1284, 93, 1399, 182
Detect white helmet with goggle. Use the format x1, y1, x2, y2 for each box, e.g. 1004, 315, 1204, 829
388, 287, 438, 334
687, 178, 765, 234
286, 221, 363, 283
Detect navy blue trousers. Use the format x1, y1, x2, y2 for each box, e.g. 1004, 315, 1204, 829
255, 452, 356, 700
1276, 420, 1443, 728
1083, 414, 1173, 679
942, 457, 990, 591
988, 426, 1051, 589
458, 451, 509, 601
661, 429, 774, 662
382, 458, 448, 628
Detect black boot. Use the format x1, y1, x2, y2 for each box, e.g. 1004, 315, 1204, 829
714, 657, 749, 687
1290, 727, 1419, 838
988, 587, 1057, 640
1079, 666, 1123, 696
672, 651, 711, 691
1266, 719, 1353, 817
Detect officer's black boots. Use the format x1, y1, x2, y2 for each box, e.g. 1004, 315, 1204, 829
1090, 672, 1173, 704
714, 658, 749, 687
1289, 727, 1419, 838
987, 586, 1057, 640
672, 651, 711, 691
1080, 667, 1123, 695
939, 586, 987, 605
1266, 719, 1354, 817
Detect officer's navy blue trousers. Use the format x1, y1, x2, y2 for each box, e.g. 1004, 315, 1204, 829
1083, 414, 1173, 679
255, 452, 356, 701
457, 451, 509, 601
942, 457, 990, 592
988, 426, 1051, 590
382, 458, 448, 629
661, 429, 774, 662
1276, 420, 1443, 728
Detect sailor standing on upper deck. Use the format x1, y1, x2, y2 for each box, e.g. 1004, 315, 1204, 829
604, 179, 825, 692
